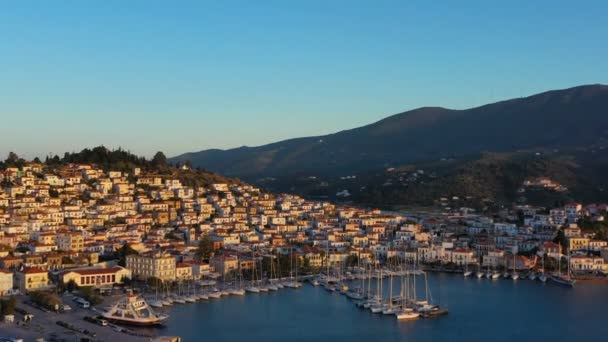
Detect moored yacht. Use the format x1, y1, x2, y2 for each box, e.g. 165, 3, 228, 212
245, 286, 260, 293
395, 307, 420, 320
208, 289, 223, 298
229, 288, 246, 296
148, 299, 164, 308
549, 274, 576, 287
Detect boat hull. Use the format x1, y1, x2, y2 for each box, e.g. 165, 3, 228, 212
103, 316, 166, 327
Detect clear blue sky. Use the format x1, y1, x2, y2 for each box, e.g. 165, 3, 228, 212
1, 0, 607, 159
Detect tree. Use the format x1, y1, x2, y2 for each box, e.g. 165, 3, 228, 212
0, 296, 16, 315
116, 243, 139, 267
152, 151, 167, 167
553, 229, 568, 252
5, 152, 19, 165
196, 234, 214, 261
344, 255, 359, 268
64, 279, 78, 292
79, 286, 103, 305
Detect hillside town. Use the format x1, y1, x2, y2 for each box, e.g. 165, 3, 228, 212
0, 161, 606, 300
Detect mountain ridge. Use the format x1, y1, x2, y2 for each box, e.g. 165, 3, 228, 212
170, 84, 608, 179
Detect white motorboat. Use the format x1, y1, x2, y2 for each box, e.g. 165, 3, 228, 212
172, 297, 186, 304
229, 288, 246, 296
148, 299, 164, 308
208, 291, 222, 298
382, 306, 399, 315
370, 304, 387, 313
246, 286, 260, 293
395, 308, 420, 320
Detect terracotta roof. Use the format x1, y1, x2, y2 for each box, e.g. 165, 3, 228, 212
65, 266, 123, 275
22, 267, 47, 274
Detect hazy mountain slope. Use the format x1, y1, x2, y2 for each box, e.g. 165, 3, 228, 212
171, 84, 608, 178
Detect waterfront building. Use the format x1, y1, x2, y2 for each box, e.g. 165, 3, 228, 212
569, 256, 606, 272
15, 267, 50, 292
568, 237, 590, 252
126, 253, 176, 281
209, 255, 238, 275
483, 249, 505, 267
448, 248, 476, 266
176, 263, 193, 279
61, 266, 131, 287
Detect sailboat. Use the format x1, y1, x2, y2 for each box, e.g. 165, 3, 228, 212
258, 256, 269, 292
511, 253, 519, 280
549, 252, 576, 287
185, 281, 198, 302
148, 278, 164, 308
476, 260, 484, 279
382, 268, 399, 315
228, 262, 246, 295
463, 261, 472, 277
538, 256, 547, 282
490, 262, 501, 279
246, 252, 261, 293
269, 251, 284, 289
369, 266, 386, 313
267, 255, 279, 291
284, 250, 302, 288
394, 265, 419, 320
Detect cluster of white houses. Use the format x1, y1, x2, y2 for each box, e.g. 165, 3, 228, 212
1, 162, 608, 295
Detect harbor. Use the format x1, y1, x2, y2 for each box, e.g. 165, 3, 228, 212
150, 272, 607, 342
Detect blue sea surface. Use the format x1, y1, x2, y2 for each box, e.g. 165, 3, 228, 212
157, 273, 606, 342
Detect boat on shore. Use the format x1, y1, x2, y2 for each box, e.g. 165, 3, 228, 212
102, 293, 168, 327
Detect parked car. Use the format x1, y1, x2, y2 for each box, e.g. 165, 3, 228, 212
75, 298, 90, 309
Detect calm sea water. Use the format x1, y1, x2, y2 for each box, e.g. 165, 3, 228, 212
155, 273, 606, 342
